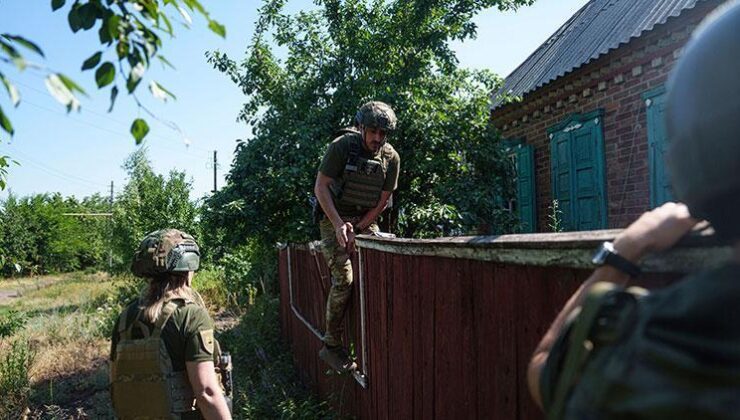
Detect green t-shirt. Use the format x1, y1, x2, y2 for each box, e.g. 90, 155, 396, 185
319, 132, 400, 192
110, 299, 215, 371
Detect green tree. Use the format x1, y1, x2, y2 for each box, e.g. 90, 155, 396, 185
111, 148, 199, 271
0, 0, 226, 189
203, 0, 529, 254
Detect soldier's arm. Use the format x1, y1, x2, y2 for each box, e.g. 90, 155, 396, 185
355, 190, 392, 231
315, 171, 353, 248
186, 360, 232, 420
527, 202, 698, 409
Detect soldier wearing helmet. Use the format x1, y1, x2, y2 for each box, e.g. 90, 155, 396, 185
110, 229, 232, 419
314, 101, 401, 371
528, 2, 740, 418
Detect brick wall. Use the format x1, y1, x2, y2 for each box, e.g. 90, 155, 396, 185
491, 1, 721, 232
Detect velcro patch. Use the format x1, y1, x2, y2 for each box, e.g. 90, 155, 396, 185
199, 329, 215, 355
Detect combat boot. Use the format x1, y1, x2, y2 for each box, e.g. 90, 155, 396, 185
319, 344, 357, 373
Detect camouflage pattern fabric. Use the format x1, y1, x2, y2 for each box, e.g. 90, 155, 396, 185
131, 229, 200, 278
319, 217, 378, 347
542, 264, 740, 419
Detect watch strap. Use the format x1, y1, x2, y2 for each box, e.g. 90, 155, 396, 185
604, 249, 641, 278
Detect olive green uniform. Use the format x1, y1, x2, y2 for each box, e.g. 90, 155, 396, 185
110, 299, 215, 419
541, 264, 740, 419
319, 131, 400, 347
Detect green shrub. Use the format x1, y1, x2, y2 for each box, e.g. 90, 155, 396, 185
0, 310, 27, 338
0, 338, 35, 418
218, 239, 277, 306
192, 268, 231, 310
219, 294, 332, 419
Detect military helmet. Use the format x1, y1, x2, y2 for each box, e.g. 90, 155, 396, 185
355, 101, 397, 131
131, 229, 200, 278
666, 1, 740, 236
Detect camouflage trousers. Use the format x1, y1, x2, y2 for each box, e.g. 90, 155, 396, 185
319, 217, 378, 348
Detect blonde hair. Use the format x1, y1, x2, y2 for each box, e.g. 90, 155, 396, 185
139, 272, 198, 323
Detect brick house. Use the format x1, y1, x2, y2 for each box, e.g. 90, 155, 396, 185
491, 0, 727, 233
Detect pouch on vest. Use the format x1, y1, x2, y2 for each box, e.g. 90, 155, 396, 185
111, 301, 198, 419
542, 282, 645, 420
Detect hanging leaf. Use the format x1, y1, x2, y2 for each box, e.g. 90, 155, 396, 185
68, 4, 82, 32
108, 85, 118, 113
156, 55, 176, 70
0, 72, 21, 107
1, 34, 45, 57
81, 51, 102, 70
149, 80, 176, 102
130, 118, 150, 144
58, 73, 87, 96
45, 74, 80, 111
126, 62, 145, 93
0, 105, 14, 135
208, 20, 226, 38
177, 6, 193, 25
51, 0, 65, 11
95, 62, 115, 88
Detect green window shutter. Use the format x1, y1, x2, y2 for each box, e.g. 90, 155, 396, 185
516, 144, 537, 233
644, 88, 674, 207
549, 110, 607, 232
571, 118, 607, 230
550, 130, 575, 231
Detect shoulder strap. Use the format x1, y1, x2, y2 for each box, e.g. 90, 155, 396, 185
152, 301, 180, 338
345, 134, 361, 172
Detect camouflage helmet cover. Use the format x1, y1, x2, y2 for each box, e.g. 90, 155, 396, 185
355, 101, 397, 131
666, 1, 740, 228
131, 229, 200, 278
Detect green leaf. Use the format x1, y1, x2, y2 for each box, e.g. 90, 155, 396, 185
0, 39, 25, 70
0, 72, 21, 107
95, 62, 115, 88
78, 3, 97, 30
156, 55, 176, 70
159, 13, 174, 36
149, 80, 176, 102
208, 20, 226, 38
126, 62, 145, 93
130, 118, 149, 144
1, 34, 45, 57
51, 0, 65, 11
58, 73, 87, 96
45, 74, 80, 111
0, 105, 13, 135
81, 51, 102, 70
107, 14, 121, 40
68, 5, 82, 32
108, 85, 118, 113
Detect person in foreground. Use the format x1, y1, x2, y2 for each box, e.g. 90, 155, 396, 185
110, 229, 232, 420
528, 2, 740, 419
314, 101, 401, 372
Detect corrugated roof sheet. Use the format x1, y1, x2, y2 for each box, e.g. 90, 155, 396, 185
491, 0, 705, 110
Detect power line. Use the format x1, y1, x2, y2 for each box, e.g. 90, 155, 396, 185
13, 79, 213, 153
10, 148, 109, 189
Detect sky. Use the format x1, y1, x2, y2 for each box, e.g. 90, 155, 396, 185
0, 0, 590, 202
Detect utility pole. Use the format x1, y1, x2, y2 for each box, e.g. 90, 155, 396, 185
212, 151, 218, 193
109, 181, 114, 270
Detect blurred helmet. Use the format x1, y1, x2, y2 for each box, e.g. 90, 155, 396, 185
356, 101, 397, 131
131, 229, 200, 278
666, 0, 740, 236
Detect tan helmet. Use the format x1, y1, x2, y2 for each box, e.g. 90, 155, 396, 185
130, 229, 200, 278
666, 1, 740, 237
355, 101, 397, 131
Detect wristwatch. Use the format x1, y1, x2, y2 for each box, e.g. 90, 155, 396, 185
591, 241, 641, 278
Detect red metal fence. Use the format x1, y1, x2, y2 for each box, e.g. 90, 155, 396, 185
278, 230, 730, 419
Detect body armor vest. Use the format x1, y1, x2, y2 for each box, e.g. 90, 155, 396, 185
111, 298, 222, 419
332, 134, 393, 216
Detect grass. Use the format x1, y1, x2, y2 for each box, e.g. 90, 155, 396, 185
0, 270, 333, 419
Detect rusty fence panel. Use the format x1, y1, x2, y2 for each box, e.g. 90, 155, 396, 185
277, 230, 731, 419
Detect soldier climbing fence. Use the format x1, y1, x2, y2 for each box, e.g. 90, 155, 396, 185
278, 229, 731, 419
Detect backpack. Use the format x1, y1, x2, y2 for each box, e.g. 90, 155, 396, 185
111, 299, 222, 419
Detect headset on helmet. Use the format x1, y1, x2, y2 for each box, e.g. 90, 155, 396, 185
131, 229, 200, 278
666, 0, 740, 238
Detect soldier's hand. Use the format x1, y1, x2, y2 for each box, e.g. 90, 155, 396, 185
613, 202, 699, 262
335, 222, 354, 249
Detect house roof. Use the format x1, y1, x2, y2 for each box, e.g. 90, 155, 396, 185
490, 0, 705, 110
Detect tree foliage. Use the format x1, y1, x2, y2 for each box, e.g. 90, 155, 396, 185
0, 192, 109, 276
111, 148, 199, 271
204, 0, 531, 250
0, 0, 225, 189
